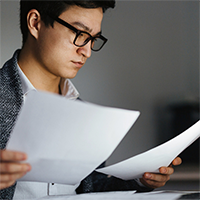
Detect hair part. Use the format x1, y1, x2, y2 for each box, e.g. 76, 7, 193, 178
20, 0, 115, 45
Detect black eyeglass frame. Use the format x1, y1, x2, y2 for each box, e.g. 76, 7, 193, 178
49, 15, 108, 52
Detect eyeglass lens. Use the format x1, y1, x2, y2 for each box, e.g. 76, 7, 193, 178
75, 32, 105, 51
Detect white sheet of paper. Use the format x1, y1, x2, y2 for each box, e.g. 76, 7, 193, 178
7, 91, 140, 185
97, 120, 200, 180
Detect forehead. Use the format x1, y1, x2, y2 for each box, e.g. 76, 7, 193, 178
59, 5, 103, 34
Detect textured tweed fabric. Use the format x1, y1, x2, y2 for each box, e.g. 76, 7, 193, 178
0, 50, 23, 200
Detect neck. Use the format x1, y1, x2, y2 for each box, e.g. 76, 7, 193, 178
18, 45, 61, 94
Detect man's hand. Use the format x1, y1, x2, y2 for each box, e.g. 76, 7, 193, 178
140, 157, 182, 189
0, 150, 31, 190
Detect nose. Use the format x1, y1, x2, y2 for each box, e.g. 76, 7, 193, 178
77, 41, 92, 58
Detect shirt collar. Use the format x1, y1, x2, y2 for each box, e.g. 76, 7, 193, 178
59, 78, 79, 100
17, 63, 36, 96
16, 63, 80, 100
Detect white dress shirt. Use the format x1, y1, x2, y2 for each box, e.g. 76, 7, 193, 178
13, 64, 146, 199
13, 64, 80, 199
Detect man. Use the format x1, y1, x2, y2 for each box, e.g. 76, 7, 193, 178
0, 1, 181, 199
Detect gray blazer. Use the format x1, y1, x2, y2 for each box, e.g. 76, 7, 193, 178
0, 50, 152, 199
0, 50, 23, 200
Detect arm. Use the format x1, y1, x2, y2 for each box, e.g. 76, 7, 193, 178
76, 171, 153, 194
76, 162, 152, 194
76, 157, 182, 193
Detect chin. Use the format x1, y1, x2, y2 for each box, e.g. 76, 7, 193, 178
62, 71, 78, 79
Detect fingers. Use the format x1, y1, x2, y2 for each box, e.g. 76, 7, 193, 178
0, 163, 30, 190
0, 171, 27, 183
0, 162, 31, 173
140, 157, 182, 189
172, 157, 182, 166
140, 166, 173, 189
0, 150, 31, 190
0, 150, 27, 161
0, 180, 16, 190
144, 172, 170, 183
140, 172, 170, 189
159, 157, 182, 175
159, 166, 174, 175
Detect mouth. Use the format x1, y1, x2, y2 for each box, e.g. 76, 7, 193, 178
72, 61, 85, 68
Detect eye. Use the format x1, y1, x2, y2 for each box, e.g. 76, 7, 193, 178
69, 29, 76, 35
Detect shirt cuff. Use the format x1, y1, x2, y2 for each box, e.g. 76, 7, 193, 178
135, 178, 147, 187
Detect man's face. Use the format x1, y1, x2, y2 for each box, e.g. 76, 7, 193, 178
34, 5, 103, 79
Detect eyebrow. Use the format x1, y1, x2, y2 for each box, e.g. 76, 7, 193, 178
71, 21, 102, 36
71, 21, 92, 32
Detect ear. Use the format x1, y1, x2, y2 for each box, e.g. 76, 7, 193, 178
27, 9, 41, 40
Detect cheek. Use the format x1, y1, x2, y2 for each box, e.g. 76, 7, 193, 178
36, 26, 79, 76
48, 31, 76, 58
38, 33, 73, 64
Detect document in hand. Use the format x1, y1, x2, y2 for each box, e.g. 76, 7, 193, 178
97, 120, 200, 180
6, 91, 140, 185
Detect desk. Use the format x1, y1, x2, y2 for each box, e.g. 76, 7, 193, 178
38, 191, 200, 200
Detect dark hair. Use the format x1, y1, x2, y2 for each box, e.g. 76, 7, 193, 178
20, 0, 115, 45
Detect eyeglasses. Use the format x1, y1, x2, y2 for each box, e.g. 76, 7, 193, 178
49, 15, 108, 52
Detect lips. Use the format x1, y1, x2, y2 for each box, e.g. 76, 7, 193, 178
72, 61, 85, 68
72, 61, 85, 67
